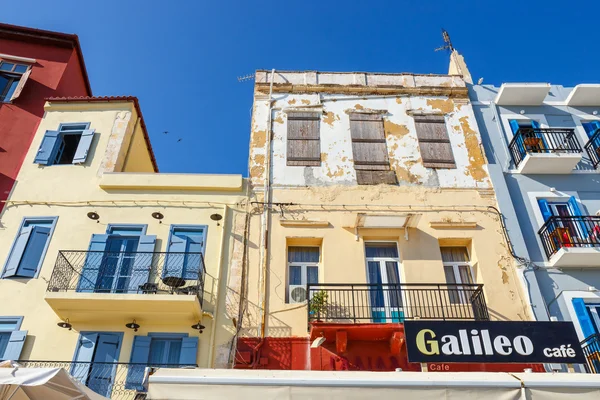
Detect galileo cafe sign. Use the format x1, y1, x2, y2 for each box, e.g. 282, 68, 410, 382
404, 321, 585, 364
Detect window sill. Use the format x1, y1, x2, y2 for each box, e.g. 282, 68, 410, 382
280, 220, 330, 228
429, 221, 478, 229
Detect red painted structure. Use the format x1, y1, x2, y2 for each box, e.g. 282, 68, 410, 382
235, 323, 545, 372
0, 23, 92, 211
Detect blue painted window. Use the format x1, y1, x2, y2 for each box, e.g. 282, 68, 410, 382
2, 217, 57, 279
582, 121, 600, 139
0, 317, 27, 361
34, 123, 95, 165
164, 225, 206, 280
72, 332, 122, 398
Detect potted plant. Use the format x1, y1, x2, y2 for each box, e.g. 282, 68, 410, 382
309, 290, 328, 322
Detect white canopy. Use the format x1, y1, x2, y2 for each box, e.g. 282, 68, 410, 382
147, 369, 600, 400
0, 365, 107, 400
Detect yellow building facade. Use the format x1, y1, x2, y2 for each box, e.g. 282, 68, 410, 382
0, 97, 247, 397
234, 69, 534, 371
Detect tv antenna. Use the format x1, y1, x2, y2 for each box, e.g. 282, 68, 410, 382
435, 29, 454, 52
237, 73, 255, 82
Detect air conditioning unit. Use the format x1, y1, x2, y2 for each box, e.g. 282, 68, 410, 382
289, 285, 307, 304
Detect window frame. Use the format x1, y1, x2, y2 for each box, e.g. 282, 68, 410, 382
0, 317, 24, 332
106, 224, 148, 235
286, 246, 320, 303
52, 123, 91, 165
167, 224, 208, 254
1, 216, 58, 279
0, 60, 30, 103
147, 332, 189, 365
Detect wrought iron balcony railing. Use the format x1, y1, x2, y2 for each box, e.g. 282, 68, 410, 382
307, 283, 489, 324
538, 216, 600, 259
581, 334, 600, 374
508, 128, 582, 168
16, 361, 196, 399
584, 128, 600, 169
47, 251, 205, 305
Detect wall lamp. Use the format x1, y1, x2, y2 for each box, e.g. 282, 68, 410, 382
126, 319, 140, 332
210, 214, 223, 226
87, 212, 100, 223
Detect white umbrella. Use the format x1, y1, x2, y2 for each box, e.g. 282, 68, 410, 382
0, 362, 107, 400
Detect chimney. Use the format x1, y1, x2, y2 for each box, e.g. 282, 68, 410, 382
448, 49, 473, 84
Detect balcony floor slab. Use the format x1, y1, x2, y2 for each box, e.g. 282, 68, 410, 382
549, 247, 600, 268
517, 153, 582, 174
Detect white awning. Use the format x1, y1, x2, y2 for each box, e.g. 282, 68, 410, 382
147, 369, 600, 400
0, 365, 107, 400
495, 83, 551, 106
565, 84, 600, 106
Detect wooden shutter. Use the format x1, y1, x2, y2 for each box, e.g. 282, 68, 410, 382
287, 112, 321, 166
9, 66, 31, 102
356, 170, 397, 185
414, 115, 456, 169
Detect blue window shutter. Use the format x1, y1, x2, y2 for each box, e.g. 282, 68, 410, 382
72, 128, 95, 164
179, 337, 198, 365
537, 199, 553, 222
531, 120, 541, 129
16, 226, 50, 278
2, 330, 27, 360
568, 196, 583, 216
77, 234, 109, 292
126, 336, 151, 390
572, 298, 597, 338
3, 227, 33, 278
583, 122, 595, 138
71, 333, 98, 383
163, 230, 188, 279
34, 130, 60, 165
509, 120, 521, 134
129, 235, 156, 292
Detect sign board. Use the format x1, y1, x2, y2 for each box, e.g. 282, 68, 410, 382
404, 321, 585, 364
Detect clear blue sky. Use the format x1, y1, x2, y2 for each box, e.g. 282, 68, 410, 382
4, 1, 599, 175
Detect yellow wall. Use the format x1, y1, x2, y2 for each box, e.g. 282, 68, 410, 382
122, 122, 155, 172
0, 101, 246, 368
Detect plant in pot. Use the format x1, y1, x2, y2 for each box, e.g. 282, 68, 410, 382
309, 290, 328, 322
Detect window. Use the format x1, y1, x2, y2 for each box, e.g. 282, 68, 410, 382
0, 317, 27, 361
365, 243, 403, 322
349, 113, 397, 185
583, 121, 600, 139
34, 123, 95, 166
287, 247, 319, 303
441, 247, 474, 304
2, 217, 57, 279
0, 60, 31, 103
414, 115, 456, 169
164, 225, 206, 281
538, 197, 587, 245
286, 112, 321, 166
126, 334, 198, 390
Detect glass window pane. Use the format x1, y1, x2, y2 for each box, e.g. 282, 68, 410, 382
0, 332, 10, 357
166, 340, 182, 364
149, 340, 167, 364
0, 63, 14, 71
60, 124, 88, 132
307, 266, 318, 284
365, 243, 398, 258
385, 261, 400, 284
4, 79, 19, 101
444, 265, 457, 284
14, 65, 28, 73
440, 247, 469, 262
288, 246, 319, 263
289, 266, 301, 285
458, 265, 473, 284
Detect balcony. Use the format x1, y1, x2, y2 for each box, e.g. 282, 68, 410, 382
582, 334, 600, 374
508, 128, 582, 174
584, 128, 600, 169
538, 216, 600, 267
45, 251, 205, 323
307, 283, 489, 324
16, 361, 195, 399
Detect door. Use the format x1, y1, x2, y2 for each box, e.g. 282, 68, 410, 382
365, 243, 403, 323
509, 119, 545, 157
72, 333, 121, 398
164, 226, 206, 281
97, 236, 140, 293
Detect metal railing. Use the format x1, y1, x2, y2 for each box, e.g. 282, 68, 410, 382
508, 128, 582, 168
538, 216, 600, 259
581, 334, 600, 374
46, 251, 205, 305
584, 128, 600, 169
15, 361, 196, 399
307, 283, 489, 324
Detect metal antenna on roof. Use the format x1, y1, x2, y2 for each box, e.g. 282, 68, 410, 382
237, 73, 255, 82
434, 29, 454, 52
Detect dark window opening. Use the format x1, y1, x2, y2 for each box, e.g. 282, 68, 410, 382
55, 134, 82, 165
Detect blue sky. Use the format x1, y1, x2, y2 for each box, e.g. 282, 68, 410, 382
4, 1, 599, 175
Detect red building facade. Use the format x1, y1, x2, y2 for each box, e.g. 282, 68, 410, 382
0, 23, 91, 210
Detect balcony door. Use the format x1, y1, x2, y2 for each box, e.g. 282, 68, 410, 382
365, 243, 403, 323
539, 197, 587, 248
98, 236, 140, 293
72, 332, 122, 398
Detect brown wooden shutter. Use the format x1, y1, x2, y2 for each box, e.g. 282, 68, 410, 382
287, 112, 321, 166
414, 115, 456, 169
349, 113, 397, 185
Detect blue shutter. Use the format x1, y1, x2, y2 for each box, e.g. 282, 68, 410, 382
3, 227, 33, 278
126, 336, 151, 390
71, 333, 98, 383
73, 129, 95, 164
538, 199, 553, 222
568, 196, 583, 216
163, 230, 188, 279
572, 298, 597, 339
568, 196, 588, 240
531, 120, 541, 129
179, 337, 198, 365
2, 330, 27, 360
34, 130, 60, 165
16, 226, 50, 278
77, 234, 109, 292
129, 235, 156, 292
509, 120, 521, 134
